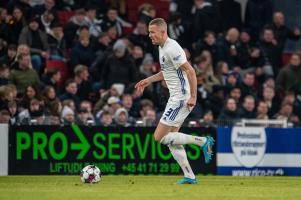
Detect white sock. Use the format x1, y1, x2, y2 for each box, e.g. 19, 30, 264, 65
161, 132, 207, 146
168, 144, 195, 179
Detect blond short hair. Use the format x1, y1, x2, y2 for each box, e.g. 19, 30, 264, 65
74, 64, 88, 76
149, 18, 167, 30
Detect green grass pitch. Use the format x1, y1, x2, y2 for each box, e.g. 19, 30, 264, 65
1, 176, 301, 200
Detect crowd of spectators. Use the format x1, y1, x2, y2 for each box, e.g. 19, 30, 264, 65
0, 0, 301, 127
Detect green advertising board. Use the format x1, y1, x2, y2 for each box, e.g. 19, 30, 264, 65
9, 125, 216, 175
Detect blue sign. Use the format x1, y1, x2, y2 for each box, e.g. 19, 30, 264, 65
217, 127, 301, 176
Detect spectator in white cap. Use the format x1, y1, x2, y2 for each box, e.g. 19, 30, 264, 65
114, 107, 131, 127
111, 83, 125, 96
95, 95, 121, 119
107, 96, 121, 115
61, 106, 75, 125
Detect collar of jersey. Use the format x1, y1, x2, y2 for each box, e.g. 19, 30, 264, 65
160, 37, 171, 49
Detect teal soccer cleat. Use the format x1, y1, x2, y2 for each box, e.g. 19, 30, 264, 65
176, 177, 198, 185
202, 136, 215, 164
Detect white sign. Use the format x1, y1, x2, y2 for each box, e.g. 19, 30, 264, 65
0, 124, 9, 176
231, 127, 266, 168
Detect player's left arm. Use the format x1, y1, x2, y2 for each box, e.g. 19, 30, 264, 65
179, 62, 197, 109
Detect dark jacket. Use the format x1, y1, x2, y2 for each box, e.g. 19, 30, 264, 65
47, 33, 66, 58
293, 98, 301, 121
206, 95, 224, 119
0, 54, 16, 68
129, 33, 156, 56
100, 16, 123, 37
63, 18, 88, 48
244, 0, 273, 39
6, 18, 26, 44
59, 92, 80, 108
195, 40, 218, 65
70, 42, 95, 70
102, 52, 138, 89
18, 27, 49, 54
41, 75, 58, 90
216, 37, 242, 68
89, 47, 113, 82
238, 107, 257, 119
239, 42, 265, 69
192, 2, 219, 41
239, 82, 258, 100
267, 99, 280, 118
138, 12, 153, 25
0, 77, 8, 86
218, 109, 239, 121
173, 0, 194, 22
276, 64, 301, 92
32, 4, 58, 17
77, 80, 93, 101
272, 24, 301, 52
259, 40, 282, 75
0, 98, 9, 110
218, 0, 242, 31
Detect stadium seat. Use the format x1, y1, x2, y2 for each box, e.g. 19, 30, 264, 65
57, 11, 75, 27
123, 26, 134, 35
127, 0, 170, 23
63, 49, 72, 60
282, 53, 292, 66
46, 60, 69, 86
152, 0, 170, 20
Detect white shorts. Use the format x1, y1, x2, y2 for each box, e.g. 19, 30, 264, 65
160, 99, 191, 127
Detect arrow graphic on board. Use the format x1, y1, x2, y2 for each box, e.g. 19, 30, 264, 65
70, 124, 90, 159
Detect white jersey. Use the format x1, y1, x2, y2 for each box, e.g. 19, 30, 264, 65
159, 38, 190, 101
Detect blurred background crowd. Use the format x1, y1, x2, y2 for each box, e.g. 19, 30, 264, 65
0, 0, 301, 127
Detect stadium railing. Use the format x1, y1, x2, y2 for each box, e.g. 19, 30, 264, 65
193, 119, 292, 128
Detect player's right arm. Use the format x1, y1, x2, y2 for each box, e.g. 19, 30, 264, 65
135, 71, 164, 94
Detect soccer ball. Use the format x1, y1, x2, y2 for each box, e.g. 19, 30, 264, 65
80, 165, 101, 183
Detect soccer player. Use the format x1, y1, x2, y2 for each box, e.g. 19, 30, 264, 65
135, 18, 214, 184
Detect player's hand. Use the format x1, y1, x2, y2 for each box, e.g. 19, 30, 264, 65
135, 79, 151, 95
187, 96, 196, 111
